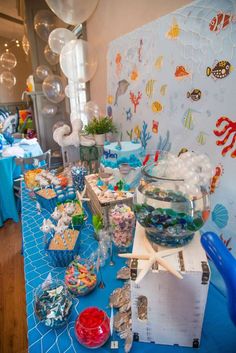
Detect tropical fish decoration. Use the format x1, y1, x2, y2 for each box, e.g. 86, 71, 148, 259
210, 165, 223, 194
145, 79, 155, 98
160, 84, 167, 96
152, 101, 163, 113
130, 69, 138, 81
209, 12, 236, 33
114, 79, 129, 105
152, 120, 159, 134
155, 56, 163, 70
175, 65, 191, 79
107, 95, 113, 104
166, 17, 180, 39
178, 147, 188, 156
212, 203, 229, 229
183, 109, 194, 130
187, 89, 202, 101
196, 131, 207, 145
206, 61, 233, 79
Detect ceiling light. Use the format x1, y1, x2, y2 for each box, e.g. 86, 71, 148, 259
6, 49, 9, 52
16, 44, 20, 47
16, 40, 19, 43
4, 43, 8, 47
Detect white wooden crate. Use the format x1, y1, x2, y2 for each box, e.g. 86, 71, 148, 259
130, 224, 210, 348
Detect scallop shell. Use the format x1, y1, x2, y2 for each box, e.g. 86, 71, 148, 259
212, 204, 229, 229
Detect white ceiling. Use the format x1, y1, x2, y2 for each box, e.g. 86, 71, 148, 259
0, 0, 24, 39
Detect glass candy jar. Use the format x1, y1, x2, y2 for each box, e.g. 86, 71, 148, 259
65, 257, 97, 297
109, 204, 136, 251
34, 279, 72, 328
134, 159, 210, 247
75, 307, 110, 348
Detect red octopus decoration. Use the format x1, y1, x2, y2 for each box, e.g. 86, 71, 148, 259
214, 116, 236, 158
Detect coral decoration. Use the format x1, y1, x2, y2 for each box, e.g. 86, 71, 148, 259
126, 129, 133, 141
214, 116, 236, 157
140, 121, 152, 150
129, 91, 142, 113
220, 234, 232, 251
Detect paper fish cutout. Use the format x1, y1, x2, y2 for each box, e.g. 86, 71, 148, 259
175, 66, 191, 79
196, 131, 207, 145
178, 148, 188, 156
187, 89, 202, 101
152, 101, 163, 113
152, 120, 159, 133
206, 61, 233, 79
107, 95, 113, 104
210, 165, 223, 194
130, 69, 138, 81
209, 12, 236, 32
155, 56, 163, 70
114, 79, 129, 105
166, 17, 180, 39
115, 52, 122, 77
145, 79, 155, 98
160, 84, 167, 96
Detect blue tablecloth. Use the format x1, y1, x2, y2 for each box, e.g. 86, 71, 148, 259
0, 140, 43, 227
21, 184, 236, 353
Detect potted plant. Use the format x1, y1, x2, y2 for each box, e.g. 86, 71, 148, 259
84, 116, 117, 146
92, 214, 104, 240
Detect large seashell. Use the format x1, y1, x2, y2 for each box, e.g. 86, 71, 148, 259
212, 203, 229, 229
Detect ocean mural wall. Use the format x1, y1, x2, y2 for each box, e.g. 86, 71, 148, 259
107, 0, 236, 270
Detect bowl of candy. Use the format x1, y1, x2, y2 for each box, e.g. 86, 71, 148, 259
134, 152, 212, 247
75, 307, 110, 348
34, 279, 72, 328
65, 257, 97, 296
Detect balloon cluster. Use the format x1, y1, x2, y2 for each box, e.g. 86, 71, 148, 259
154, 151, 213, 196
0, 52, 17, 89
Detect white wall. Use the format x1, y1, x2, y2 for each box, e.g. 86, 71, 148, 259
86, 0, 192, 113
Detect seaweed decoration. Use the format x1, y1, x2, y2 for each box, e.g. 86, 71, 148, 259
140, 121, 152, 150
126, 129, 133, 141
156, 130, 172, 151
130, 91, 142, 113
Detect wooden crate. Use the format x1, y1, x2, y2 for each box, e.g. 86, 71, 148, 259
85, 174, 133, 227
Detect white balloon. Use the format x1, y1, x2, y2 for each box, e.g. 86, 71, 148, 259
0, 52, 17, 70
64, 83, 79, 98
45, 0, 99, 26
36, 65, 52, 81
84, 101, 100, 121
42, 103, 58, 118
44, 44, 59, 65
60, 39, 97, 82
48, 28, 76, 54
42, 75, 65, 103
22, 34, 30, 56
34, 10, 59, 42
0, 71, 16, 89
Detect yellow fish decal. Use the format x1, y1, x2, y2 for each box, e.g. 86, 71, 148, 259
152, 101, 163, 113
134, 125, 141, 139
160, 84, 167, 96
130, 69, 138, 81
197, 131, 207, 145
183, 109, 194, 130
155, 56, 163, 70
166, 17, 180, 39
107, 95, 113, 104
145, 79, 155, 98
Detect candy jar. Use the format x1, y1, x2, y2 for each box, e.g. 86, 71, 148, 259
34, 279, 72, 328
65, 257, 97, 296
109, 204, 135, 252
134, 152, 211, 247
75, 307, 110, 348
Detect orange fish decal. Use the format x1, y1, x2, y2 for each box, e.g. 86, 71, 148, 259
210, 165, 223, 194
152, 120, 159, 133
130, 69, 138, 80
209, 12, 236, 33
175, 66, 191, 79
115, 53, 122, 64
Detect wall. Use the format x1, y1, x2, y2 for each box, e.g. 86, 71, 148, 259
86, 0, 192, 112
0, 36, 32, 104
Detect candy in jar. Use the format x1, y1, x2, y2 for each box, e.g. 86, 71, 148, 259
110, 204, 135, 249
75, 307, 110, 348
65, 257, 97, 296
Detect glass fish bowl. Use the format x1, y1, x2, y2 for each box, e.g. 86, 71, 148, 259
134, 160, 210, 247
